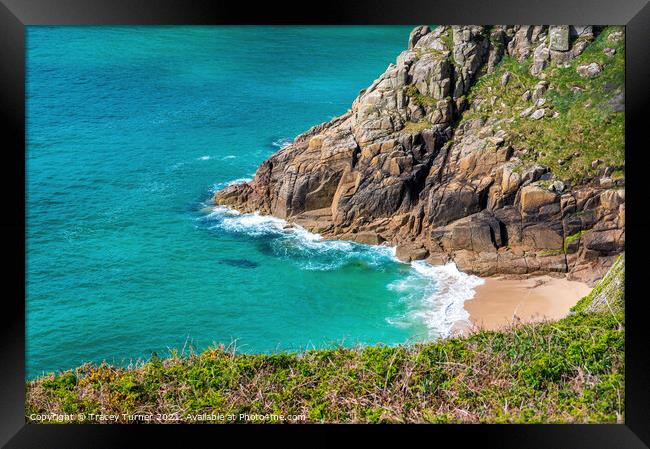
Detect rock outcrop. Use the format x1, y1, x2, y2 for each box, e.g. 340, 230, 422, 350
215, 25, 624, 285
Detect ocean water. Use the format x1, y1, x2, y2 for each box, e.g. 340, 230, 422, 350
26, 26, 482, 379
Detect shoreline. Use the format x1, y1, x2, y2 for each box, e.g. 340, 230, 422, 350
456, 275, 592, 334
208, 204, 596, 337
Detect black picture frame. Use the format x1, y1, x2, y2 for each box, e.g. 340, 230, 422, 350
1, 0, 648, 446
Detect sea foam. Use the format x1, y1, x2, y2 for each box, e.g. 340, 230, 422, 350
387, 261, 484, 338
201, 202, 482, 338
201, 205, 394, 270
210, 177, 253, 193
271, 137, 294, 149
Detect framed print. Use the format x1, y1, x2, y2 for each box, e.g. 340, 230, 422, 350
1, 0, 648, 446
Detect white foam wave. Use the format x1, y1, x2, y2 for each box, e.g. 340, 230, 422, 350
272, 137, 293, 149
204, 205, 241, 219
227, 177, 253, 186
200, 204, 396, 270
387, 261, 484, 338
198, 155, 211, 161
210, 177, 253, 192
200, 200, 482, 339
222, 155, 236, 160
220, 212, 287, 237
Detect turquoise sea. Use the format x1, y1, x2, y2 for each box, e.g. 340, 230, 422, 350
26, 26, 482, 379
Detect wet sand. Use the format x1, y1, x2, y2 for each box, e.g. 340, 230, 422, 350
459, 275, 592, 333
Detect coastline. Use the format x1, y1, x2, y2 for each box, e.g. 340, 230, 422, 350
212, 203, 595, 337
456, 275, 592, 334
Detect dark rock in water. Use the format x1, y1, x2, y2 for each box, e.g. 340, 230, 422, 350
220, 258, 259, 268
255, 241, 276, 256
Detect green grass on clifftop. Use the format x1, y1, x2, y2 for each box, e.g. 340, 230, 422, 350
572, 254, 625, 315
460, 26, 625, 184
26, 257, 625, 424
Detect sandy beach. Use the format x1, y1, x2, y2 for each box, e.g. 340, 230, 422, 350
460, 275, 592, 333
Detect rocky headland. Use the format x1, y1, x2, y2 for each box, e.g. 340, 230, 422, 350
216, 25, 625, 285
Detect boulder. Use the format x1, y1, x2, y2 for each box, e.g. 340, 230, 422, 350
499, 164, 521, 195
591, 159, 603, 168
408, 25, 431, 49
571, 39, 590, 58
445, 217, 498, 253
522, 224, 564, 250
549, 25, 570, 51
582, 229, 624, 253
507, 26, 534, 61
497, 251, 529, 274
599, 189, 623, 210
352, 231, 384, 245
520, 165, 548, 184
520, 185, 557, 213
396, 244, 428, 262
530, 43, 550, 75
537, 253, 568, 272
530, 109, 545, 120
550, 180, 565, 193
577, 62, 602, 77
532, 81, 548, 101
608, 31, 624, 43
520, 106, 534, 118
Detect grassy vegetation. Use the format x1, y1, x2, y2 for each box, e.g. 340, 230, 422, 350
402, 119, 434, 133
572, 254, 624, 315
26, 257, 624, 424
440, 27, 458, 69
413, 46, 448, 61
405, 84, 437, 107
564, 229, 590, 253
460, 26, 625, 184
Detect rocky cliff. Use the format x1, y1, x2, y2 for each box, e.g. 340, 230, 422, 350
215, 25, 625, 285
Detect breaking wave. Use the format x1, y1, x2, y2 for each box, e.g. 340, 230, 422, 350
210, 176, 254, 193
271, 137, 294, 149
199, 201, 484, 338
387, 261, 484, 338
200, 206, 396, 271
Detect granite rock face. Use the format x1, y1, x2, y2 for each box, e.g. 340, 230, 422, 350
215, 25, 624, 285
